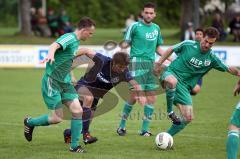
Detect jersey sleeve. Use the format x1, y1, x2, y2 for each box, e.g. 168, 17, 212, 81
56, 34, 76, 50
172, 40, 193, 55
172, 41, 185, 55
157, 26, 164, 46
211, 53, 229, 72
124, 23, 137, 43
84, 53, 107, 82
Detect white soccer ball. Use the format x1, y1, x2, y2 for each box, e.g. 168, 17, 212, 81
155, 132, 173, 150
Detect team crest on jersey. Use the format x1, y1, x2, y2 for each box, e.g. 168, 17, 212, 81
145, 30, 158, 40
111, 77, 120, 83
204, 60, 211, 66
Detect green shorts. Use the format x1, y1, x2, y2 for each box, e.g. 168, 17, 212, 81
41, 74, 79, 110
129, 57, 158, 91
160, 70, 192, 106
230, 103, 240, 128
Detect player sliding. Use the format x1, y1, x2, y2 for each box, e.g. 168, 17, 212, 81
155, 27, 240, 137
63, 48, 146, 144
23, 17, 95, 153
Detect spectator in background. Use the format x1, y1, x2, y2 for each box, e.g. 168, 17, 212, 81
184, 22, 195, 40
125, 14, 136, 28
30, 7, 39, 36
59, 9, 73, 35
137, 12, 143, 21
212, 13, 227, 41
47, 8, 59, 37
123, 14, 136, 34
36, 8, 51, 37
229, 14, 240, 42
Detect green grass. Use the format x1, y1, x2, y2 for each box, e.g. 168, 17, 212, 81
0, 27, 237, 45
0, 68, 239, 159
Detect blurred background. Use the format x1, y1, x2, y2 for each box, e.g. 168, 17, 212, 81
1, 0, 240, 45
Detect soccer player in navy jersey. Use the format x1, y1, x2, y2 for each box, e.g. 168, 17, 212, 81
63, 48, 145, 144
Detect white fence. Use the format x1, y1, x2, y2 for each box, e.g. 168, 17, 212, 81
0, 45, 239, 68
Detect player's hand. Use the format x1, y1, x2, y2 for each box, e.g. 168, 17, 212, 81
71, 76, 77, 86
153, 62, 164, 77
234, 81, 240, 96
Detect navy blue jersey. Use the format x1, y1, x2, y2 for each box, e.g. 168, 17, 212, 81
75, 53, 133, 98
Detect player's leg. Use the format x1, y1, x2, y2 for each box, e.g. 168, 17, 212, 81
167, 104, 193, 136
167, 84, 193, 136
160, 71, 180, 124
226, 105, 240, 159
117, 90, 136, 136
65, 99, 85, 153
140, 90, 156, 136
62, 82, 85, 153
78, 86, 98, 144
24, 75, 63, 141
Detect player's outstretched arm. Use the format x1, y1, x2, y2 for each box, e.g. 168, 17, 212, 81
128, 79, 146, 106
228, 67, 240, 77
75, 48, 96, 59
156, 47, 174, 65
41, 42, 61, 64
234, 80, 240, 96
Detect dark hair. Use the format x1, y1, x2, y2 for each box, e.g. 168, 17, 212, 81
204, 27, 220, 39
112, 52, 130, 66
195, 28, 204, 34
143, 2, 156, 10
77, 17, 96, 30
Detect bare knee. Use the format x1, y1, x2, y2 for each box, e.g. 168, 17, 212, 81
146, 95, 156, 105
183, 114, 193, 123
165, 76, 178, 88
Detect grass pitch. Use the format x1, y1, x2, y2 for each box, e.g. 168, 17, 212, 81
0, 68, 239, 159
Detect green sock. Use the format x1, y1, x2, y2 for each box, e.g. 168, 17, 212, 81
226, 130, 239, 159
166, 87, 176, 114
70, 118, 82, 149
167, 120, 188, 136
119, 103, 133, 129
27, 114, 49, 126
141, 105, 154, 132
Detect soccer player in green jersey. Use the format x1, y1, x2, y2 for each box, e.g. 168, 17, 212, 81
226, 80, 240, 159
155, 27, 240, 137
117, 2, 165, 136
23, 17, 96, 153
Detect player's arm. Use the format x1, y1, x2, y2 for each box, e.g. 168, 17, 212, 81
75, 48, 96, 59
154, 47, 174, 76
156, 47, 174, 65
128, 79, 146, 106
41, 42, 61, 64
228, 67, 240, 77
234, 80, 240, 96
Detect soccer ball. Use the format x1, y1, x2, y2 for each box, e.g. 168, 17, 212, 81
155, 132, 173, 150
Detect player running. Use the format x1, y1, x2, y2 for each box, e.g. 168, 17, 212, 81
24, 17, 95, 153
155, 27, 240, 136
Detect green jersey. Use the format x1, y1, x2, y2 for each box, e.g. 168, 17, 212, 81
169, 40, 228, 90
124, 20, 163, 61
45, 33, 80, 83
